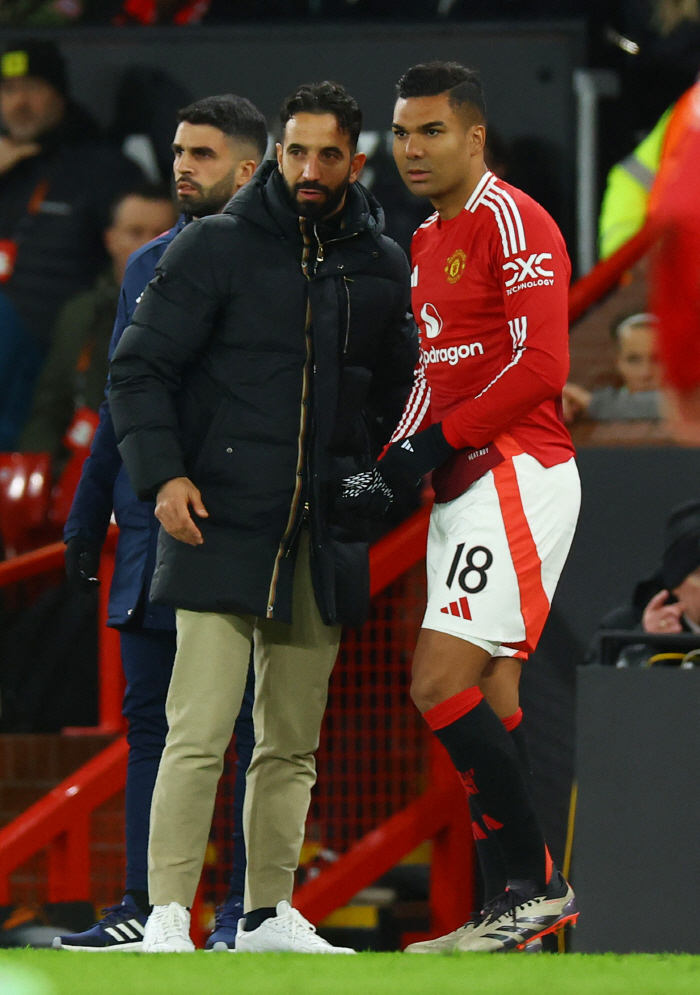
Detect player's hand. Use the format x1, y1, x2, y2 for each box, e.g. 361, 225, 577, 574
642, 589, 684, 634
561, 383, 592, 424
155, 476, 208, 546
0, 136, 41, 175
338, 466, 395, 520
338, 423, 455, 520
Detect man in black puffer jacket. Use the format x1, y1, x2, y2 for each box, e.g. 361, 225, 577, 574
109, 81, 417, 953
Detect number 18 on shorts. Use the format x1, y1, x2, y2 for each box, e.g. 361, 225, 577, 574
423, 453, 580, 659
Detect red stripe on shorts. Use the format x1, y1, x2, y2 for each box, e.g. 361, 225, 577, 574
492, 458, 550, 653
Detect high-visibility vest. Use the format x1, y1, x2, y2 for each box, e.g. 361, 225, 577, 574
598, 86, 696, 259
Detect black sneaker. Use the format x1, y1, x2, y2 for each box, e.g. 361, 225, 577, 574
53, 896, 147, 952
455, 871, 578, 952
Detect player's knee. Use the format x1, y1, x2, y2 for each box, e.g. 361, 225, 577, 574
410, 672, 450, 714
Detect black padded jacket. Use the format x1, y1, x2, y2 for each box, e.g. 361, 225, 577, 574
109, 161, 417, 628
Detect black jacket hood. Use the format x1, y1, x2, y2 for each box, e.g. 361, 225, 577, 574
225, 158, 385, 243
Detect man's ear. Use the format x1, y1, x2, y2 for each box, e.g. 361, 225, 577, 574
235, 158, 258, 188
349, 151, 367, 184
276, 142, 283, 169
470, 124, 486, 157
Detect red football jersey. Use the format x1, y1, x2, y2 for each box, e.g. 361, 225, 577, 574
391, 170, 575, 503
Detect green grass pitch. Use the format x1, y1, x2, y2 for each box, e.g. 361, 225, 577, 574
2, 950, 700, 995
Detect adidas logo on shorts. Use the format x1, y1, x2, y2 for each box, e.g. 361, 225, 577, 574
441, 596, 471, 620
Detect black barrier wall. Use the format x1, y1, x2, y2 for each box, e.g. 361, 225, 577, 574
521, 446, 700, 871
573, 667, 700, 954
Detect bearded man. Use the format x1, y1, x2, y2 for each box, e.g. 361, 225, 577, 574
108, 81, 417, 953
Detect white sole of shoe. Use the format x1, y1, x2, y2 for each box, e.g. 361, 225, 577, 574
143, 946, 195, 953
56, 941, 143, 952
208, 942, 236, 952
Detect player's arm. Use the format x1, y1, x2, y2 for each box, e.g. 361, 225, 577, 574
339, 204, 571, 517
441, 212, 571, 450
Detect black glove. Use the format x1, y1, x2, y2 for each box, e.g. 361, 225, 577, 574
65, 535, 101, 589
339, 423, 455, 519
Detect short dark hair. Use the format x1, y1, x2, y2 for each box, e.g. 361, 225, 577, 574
397, 62, 486, 124
280, 81, 362, 151
109, 182, 173, 226
177, 94, 268, 161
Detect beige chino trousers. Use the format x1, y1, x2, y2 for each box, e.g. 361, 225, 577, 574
148, 532, 341, 910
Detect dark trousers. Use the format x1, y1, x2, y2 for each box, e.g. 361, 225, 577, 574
120, 627, 254, 899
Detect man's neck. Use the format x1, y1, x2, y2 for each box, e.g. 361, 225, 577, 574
432, 161, 488, 222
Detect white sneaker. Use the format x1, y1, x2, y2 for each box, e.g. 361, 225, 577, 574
142, 903, 195, 953
234, 901, 355, 954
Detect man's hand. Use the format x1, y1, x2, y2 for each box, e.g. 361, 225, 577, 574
562, 382, 592, 424
338, 423, 455, 519
0, 136, 41, 176
65, 535, 101, 589
155, 477, 209, 546
642, 589, 684, 634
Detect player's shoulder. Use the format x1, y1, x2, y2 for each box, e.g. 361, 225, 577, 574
467, 171, 565, 256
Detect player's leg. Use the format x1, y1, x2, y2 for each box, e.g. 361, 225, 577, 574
144, 609, 254, 952
411, 630, 549, 891
457, 455, 580, 951
406, 458, 579, 953
237, 531, 353, 954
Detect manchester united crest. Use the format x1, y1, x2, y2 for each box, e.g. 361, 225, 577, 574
445, 248, 467, 284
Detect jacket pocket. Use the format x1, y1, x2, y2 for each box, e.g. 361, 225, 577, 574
331, 537, 369, 628
191, 397, 229, 479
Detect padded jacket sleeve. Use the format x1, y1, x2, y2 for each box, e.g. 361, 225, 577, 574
367, 246, 419, 446
109, 221, 223, 500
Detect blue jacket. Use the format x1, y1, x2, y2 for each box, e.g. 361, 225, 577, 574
64, 218, 186, 629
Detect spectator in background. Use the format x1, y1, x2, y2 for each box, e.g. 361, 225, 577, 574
0, 39, 142, 349
562, 312, 661, 424
591, 501, 700, 664
18, 185, 175, 463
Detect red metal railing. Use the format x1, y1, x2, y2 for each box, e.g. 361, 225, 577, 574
0, 225, 654, 934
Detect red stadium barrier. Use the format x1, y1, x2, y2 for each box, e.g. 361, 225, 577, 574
568, 224, 653, 325
0, 227, 653, 937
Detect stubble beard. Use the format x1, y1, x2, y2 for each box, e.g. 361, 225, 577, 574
177, 167, 238, 219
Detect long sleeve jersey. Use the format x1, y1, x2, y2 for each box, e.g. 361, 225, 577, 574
391, 170, 575, 503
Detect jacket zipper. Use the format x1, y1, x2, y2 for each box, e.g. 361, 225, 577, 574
266, 225, 314, 617
264, 223, 356, 617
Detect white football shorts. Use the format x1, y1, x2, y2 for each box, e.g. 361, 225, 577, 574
423, 453, 580, 659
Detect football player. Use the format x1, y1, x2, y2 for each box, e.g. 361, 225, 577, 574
340, 61, 580, 952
